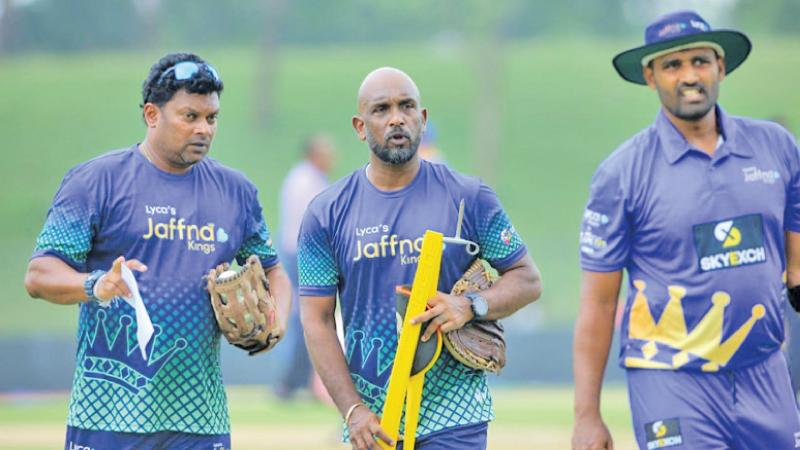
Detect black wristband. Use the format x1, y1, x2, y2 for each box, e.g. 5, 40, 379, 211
788, 285, 800, 312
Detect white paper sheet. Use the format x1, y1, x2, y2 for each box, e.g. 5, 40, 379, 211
120, 264, 155, 361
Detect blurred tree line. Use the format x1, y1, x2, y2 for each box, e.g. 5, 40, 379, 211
0, 0, 797, 54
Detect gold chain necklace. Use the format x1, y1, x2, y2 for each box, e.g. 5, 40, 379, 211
140, 144, 155, 163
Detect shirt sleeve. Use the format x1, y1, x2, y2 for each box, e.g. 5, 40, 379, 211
31, 167, 99, 272
579, 162, 631, 272
297, 206, 339, 297
471, 183, 528, 271
783, 132, 800, 232
236, 187, 279, 268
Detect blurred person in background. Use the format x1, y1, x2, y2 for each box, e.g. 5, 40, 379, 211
274, 134, 336, 402
573, 11, 800, 450
417, 121, 446, 164
24, 52, 290, 449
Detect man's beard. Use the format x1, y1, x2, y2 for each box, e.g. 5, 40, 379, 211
366, 127, 420, 165
661, 82, 718, 122
668, 101, 715, 121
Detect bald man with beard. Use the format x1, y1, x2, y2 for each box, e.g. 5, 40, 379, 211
297, 67, 542, 449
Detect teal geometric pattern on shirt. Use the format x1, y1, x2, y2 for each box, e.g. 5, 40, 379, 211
68, 278, 229, 434
34, 197, 93, 264
298, 229, 338, 287
344, 312, 493, 440
236, 220, 277, 264
477, 210, 523, 262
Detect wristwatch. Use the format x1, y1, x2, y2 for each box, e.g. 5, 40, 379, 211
84, 270, 107, 302
465, 292, 489, 320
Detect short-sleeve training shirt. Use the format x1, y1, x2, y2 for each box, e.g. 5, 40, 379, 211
298, 160, 527, 437
32, 146, 278, 434
580, 108, 800, 372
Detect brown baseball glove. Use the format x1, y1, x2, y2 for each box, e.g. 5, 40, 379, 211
444, 258, 507, 374
206, 255, 281, 356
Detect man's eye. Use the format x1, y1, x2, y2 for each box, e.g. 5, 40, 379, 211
186, 113, 196, 120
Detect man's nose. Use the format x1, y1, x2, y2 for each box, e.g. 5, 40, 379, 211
388, 107, 405, 128
678, 65, 700, 85
195, 120, 214, 136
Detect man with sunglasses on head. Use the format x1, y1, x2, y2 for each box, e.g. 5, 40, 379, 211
25, 52, 291, 449
572, 10, 800, 450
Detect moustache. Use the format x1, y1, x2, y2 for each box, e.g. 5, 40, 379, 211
384, 128, 411, 141
676, 83, 706, 95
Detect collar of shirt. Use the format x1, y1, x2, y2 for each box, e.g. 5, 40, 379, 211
655, 105, 753, 165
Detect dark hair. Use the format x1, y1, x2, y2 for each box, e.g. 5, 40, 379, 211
140, 52, 224, 108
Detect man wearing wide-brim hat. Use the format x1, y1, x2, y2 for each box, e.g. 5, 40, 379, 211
573, 10, 800, 450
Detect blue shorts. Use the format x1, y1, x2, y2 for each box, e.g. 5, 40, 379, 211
627, 350, 800, 450
65, 426, 230, 450
395, 422, 487, 450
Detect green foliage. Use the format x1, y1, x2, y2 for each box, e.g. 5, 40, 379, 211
2, 0, 797, 53
1, 38, 799, 336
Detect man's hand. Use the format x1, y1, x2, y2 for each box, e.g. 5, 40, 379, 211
94, 256, 148, 301
572, 414, 614, 450
347, 406, 394, 450
410, 291, 473, 342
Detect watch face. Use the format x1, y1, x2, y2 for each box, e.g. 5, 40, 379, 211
470, 294, 489, 318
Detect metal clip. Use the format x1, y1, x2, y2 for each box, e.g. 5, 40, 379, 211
442, 199, 480, 256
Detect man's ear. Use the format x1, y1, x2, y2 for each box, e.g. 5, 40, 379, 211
643, 65, 657, 91
143, 103, 160, 129
717, 56, 726, 82
352, 115, 366, 141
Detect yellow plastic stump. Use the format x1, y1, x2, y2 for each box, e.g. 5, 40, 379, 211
379, 230, 444, 450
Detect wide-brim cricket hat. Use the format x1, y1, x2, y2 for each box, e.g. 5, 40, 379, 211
612, 10, 751, 85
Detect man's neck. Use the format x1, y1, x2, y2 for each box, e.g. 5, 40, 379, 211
139, 139, 190, 174
365, 155, 421, 191
663, 107, 720, 155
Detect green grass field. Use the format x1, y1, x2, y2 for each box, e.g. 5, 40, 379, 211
2, 37, 799, 336
0, 385, 636, 449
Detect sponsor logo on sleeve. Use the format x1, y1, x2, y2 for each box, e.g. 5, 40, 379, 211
644, 418, 683, 449
500, 226, 515, 245
579, 230, 607, 255
583, 208, 610, 227
693, 214, 766, 272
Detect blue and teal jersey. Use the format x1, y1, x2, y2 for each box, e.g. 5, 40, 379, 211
32, 145, 278, 434
580, 107, 800, 372
298, 160, 527, 438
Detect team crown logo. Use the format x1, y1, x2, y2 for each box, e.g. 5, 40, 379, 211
347, 331, 392, 410
83, 310, 186, 394
625, 280, 764, 372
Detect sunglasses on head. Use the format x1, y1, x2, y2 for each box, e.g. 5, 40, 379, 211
156, 61, 221, 85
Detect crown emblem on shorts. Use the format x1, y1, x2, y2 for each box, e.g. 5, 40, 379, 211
83, 310, 186, 394
347, 331, 392, 408
625, 280, 764, 372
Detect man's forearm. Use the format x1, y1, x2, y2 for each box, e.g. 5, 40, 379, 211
304, 315, 363, 416
265, 265, 292, 322
24, 256, 88, 305
573, 300, 616, 418
483, 255, 542, 320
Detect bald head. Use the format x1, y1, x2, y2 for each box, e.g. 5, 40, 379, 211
357, 67, 421, 112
